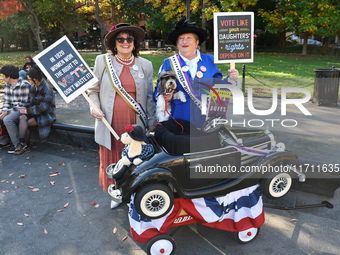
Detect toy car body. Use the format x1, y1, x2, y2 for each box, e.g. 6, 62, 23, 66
107, 123, 305, 219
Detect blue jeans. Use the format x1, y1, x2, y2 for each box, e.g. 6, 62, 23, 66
3, 110, 21, 146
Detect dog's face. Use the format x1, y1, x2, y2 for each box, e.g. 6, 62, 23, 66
159, 70, 177, 95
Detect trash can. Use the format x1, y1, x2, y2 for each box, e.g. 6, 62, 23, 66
313, 67, 340, 106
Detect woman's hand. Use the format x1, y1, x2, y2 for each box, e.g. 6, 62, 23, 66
91, 108, 104, 119
148, 125, 155, 132
228, 69, 239, 81
19, 107, 27, 114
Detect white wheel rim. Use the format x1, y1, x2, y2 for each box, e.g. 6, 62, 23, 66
238, 228, 258, 242
140, 190, 170, 218
269, 173, 292, 198
113, 160, 123, 174
150, 239, 173, 255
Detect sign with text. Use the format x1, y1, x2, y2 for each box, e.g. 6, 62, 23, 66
33, 36, 98, 103
214, 12, 254, 64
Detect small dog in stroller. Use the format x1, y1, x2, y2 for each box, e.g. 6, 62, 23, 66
156, 70, 186, 122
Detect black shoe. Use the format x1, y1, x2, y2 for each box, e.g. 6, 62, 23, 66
8, 145, 16, 154
0, 143, 10, 150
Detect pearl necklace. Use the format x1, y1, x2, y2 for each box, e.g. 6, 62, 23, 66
116, 54, 134, 65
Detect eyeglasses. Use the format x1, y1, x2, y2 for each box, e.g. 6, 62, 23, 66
116, 37, 134, 43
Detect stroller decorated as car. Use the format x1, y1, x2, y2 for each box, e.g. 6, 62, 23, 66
106, 84, 305, 254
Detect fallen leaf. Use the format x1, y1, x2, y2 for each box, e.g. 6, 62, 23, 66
90, 202, 97, 206
11, 181, 15, 184
122, 235, 128, 241
94, 166, 98, 168
64, 187, 70, 189
17, 222, 24, 226
44, 185, 46, 188
31, 188, 40, 192
28, 186, 34, 189
9, 173, 14, 177
95, 204, 100, 208
84, 165, 87, 168
64, 202, 70, 208
24, 213, 29, 217
2, 190, 10, 193
291, 219, 300, 222
50, 181, 55, 186
72, 152, 75, 155
68, 189, 74, 194
56, 209, 63, 213
113, 227, 117, 234
44, 228, 48, 235
15, 186, 20, 189
19, 174, 26, 178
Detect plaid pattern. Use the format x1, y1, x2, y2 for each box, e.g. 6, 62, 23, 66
27, 80, 56, 141
2, 79, 31, 111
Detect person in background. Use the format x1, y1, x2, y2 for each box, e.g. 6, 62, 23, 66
19, 55, 36, 80
87, 23, 156, 204
0, 65, 31, 153
15, 66, 56, 155
154, 17, 239, 128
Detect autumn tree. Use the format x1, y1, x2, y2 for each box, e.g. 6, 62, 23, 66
259, 0, 340, 55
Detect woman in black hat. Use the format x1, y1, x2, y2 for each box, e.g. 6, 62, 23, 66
87, 23, 156, 196
154, 17, 239, 128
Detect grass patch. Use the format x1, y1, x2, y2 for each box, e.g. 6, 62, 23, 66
1, 50, 339, 98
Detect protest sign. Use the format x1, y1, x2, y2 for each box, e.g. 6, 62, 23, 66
214, 12, 254, 64
34, 35, 119, 140
34, 35, 98, 103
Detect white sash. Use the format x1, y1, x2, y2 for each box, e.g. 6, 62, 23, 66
103, 53, 148, 126
169, 54, 202, 109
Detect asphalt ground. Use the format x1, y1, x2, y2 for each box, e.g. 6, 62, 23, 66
1, 90, 340, 254
1, 141, 340, 255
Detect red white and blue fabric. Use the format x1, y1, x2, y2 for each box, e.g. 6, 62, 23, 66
129, 184, 264, 243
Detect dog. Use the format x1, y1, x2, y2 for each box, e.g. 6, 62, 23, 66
156, 70, 186, 122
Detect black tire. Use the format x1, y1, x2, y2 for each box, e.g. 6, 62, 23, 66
112, 160, 128, 180
134, 183, 174, 220
235, 227, 260, 244
147, 235, 176, 255
262, 172, 292, 199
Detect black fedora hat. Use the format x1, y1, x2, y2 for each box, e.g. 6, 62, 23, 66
168, 17, 208, 46
105, 23, 145, 48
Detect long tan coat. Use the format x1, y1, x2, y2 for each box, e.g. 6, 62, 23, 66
87, 54, 156, 150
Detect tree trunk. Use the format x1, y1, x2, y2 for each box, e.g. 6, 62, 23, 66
278, 31, 286, 50
28, 29, 34, 52
95, 0, 107, 54
302, 34, 308, 55
25, 0, 43, 51
200, 0, 206, 53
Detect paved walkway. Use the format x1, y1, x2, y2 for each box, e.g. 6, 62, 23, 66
1, 142, 339, 255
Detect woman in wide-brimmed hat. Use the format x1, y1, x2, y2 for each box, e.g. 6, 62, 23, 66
154, 17, 239, 128
87, 23, 156, 200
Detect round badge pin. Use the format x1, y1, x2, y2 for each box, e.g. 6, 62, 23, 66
138, 72, 144, 79
133, 65, 138, 71
196, 71, 203, 78
182, 66, 189, 72
200, 66, 207, 72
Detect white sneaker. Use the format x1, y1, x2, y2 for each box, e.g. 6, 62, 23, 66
111, 200, 120, 209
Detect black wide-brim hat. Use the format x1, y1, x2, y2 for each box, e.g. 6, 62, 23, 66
125, 124, 147, 142
105, 23, 145, 48
168, 17, 208, 46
